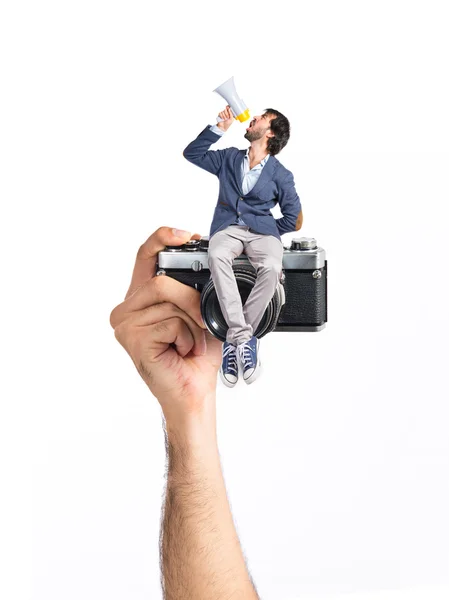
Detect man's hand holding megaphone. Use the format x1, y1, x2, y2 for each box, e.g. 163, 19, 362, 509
216, 105, 234, 132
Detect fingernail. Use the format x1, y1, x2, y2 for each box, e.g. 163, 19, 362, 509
172, 228, 190, 237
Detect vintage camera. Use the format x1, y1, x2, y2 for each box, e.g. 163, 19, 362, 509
156, 236, 327, 342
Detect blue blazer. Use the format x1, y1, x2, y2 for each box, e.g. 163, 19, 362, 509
183, 126, 302, 242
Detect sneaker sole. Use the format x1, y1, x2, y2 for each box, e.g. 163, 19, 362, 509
243, 358, 262, 384
219, 369, 238, 388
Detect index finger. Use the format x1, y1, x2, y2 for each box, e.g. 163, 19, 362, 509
125, 226, 201, 300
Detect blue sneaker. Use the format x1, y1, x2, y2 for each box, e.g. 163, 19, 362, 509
237, 336, 262, 384
220, 341, 239, 387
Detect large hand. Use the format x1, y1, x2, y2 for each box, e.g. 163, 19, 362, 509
110, 227, 223, 420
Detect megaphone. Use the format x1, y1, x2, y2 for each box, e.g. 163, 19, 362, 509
213, 76, 250, 123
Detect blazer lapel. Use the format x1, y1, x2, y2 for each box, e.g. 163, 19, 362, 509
233, 151, 277, 196
247, 155, 275, 197
234, 150, 246, 195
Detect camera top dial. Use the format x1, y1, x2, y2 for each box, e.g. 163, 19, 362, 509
290, 237, 317, 251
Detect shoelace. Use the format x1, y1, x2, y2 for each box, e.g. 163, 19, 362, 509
238, 342, 255, 369
223, 344, 238, 374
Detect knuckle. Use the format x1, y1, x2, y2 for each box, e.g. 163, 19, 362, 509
156, 225, 171, 238
151, 273, 165, 296
156, 300, 176, 319
164, 301, 180, 314
136, 243, 147, 259
155, 316, 183, 334
174, 315, 184, 327
114, 322, 127, 344
154, 319, 170, 335
150, 277, 197, 310
109, 305, 120, 329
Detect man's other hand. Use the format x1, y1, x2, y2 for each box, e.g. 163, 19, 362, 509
109, 227, 222, 421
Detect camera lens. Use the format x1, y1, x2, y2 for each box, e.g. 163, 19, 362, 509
200, 266, 284, 342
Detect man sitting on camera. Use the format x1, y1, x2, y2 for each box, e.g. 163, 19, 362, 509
183, 105, 303, 387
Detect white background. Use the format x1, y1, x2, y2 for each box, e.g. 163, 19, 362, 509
1, 1, 448, 599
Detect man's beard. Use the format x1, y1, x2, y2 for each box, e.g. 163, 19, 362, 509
244, 127, 265, 142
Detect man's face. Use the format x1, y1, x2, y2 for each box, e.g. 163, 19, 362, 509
244, 112, 274, 143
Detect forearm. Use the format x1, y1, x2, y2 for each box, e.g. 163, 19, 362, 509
160, 396, 259, 600
277, 209, 303, 234
276, 171, 302, 235
276, 212, 299, 235
182, 126, 223, 175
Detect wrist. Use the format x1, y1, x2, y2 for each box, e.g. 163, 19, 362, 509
164, 393, 218, 445
164, 405, 219, 478
217, 121, 233, 132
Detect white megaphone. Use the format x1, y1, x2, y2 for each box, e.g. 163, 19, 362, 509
213, 76, 250, 123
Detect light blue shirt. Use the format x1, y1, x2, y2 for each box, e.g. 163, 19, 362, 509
209, 124, 270, 226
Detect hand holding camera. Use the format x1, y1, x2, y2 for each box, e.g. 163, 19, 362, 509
109, 227, 223, 424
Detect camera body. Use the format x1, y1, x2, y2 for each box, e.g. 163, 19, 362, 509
156, 235, 327, 342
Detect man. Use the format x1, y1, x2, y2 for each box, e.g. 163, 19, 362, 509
183, 105, 303, 387
110, 227, 262, 599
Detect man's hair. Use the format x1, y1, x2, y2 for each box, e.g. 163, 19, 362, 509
263, 108, 290, 155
